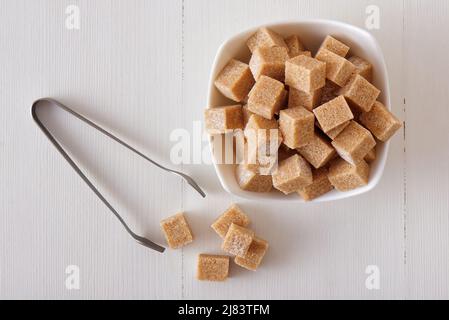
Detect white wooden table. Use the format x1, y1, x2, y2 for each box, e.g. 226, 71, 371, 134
1, 0, 448, 299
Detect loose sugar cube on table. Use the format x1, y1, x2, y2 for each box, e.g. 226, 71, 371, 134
160, 212, 193, 249
205, 105, 243, 134
288, 87, 323, 111
211, 204, 251, 239
235, 237, 269, 271
328, 158, 370, 191
315, 48, 356, 87
279, 107, 315, 149
249, 46, 289, 81
331, 121, 376, 165
272, 154, 312, 194
285, 35, 306, 57
348, 56, 373, 82
236, 164, 273, 193
222, 223, 255, 257
339, 74, 380, 112
313, 96, 354, 133
214, 59, 255, 102
247, 75, 286, 120
318, 35, 350, 57
359, 101, 402, 141
285, 55, 326, 93
297, 167, 334, 201
246, 27, 288, 53
197, 254, 230, 281
297, 132, 336, 169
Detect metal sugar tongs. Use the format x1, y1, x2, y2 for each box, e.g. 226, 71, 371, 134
31, 98, 206, 253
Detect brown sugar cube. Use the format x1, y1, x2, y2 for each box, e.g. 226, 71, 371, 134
242, 104, 255, 127
244, 114, 282, 165
315, 48, 356, 87
318, 35, 350, 57
317, 120, 350, 140
297, 132, 336, 169
234, 237, 269, 271
160, 213, 193, 249
364, 147, 376, 163
339, 74, 380, 112
236, 164, 273, 192
348, 56, 373, 82
331, 121, 376, 165
222, 223, 254, 257
320, 80, 340, 104
285, 55, 326, 93
279, 107, 314, 149
214, 59, 255, 103
328, 158, 370, 191
297, 168, 334, 201
249, 46, 289, 81
313, 96, 354, 133
197, 254, 230, 281
211, 204, 251, 239
359, 101, 402, 141
272, 154, 312, 194
247, 75, 286, 120
288, 87, 323, 111
246, 27, 288, 53
285, 35, 306, 57
205, 105, 243, 134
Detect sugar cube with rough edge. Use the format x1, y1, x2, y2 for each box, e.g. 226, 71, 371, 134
285, 35, 306, 57
288, 50, 312, 59
320, 80, 340, 105
297, 167, 334, 201
247, 75, 286, 120
359, 101, 402, 142
236, 164, 273, 193
313, 96, 354, 133
214, 59, 255, 103
279, 107, 315, 149
222, 223, 255, 257
297, 132, 336, 169
339, 74, 381, 112
348, 56, 373, 83
211, 204, 251, 239
364, 147, 376, 163
197, 254, 230, 281
328, 158, 370, 191
315, 48, 356, 87
318, 35, 350, 57
288, 87, 323, 111
249, 46, 289, 82
285, 55, 326, 93
205, 105, 243, 134
160, 212, 193, 249
234, 237, 269, 271
272, 154, 313, 194
317, 120, 350, 140
246, 27, 288, 53
331, 121, 376, 165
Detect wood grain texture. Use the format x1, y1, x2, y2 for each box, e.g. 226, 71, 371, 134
0, 0, 447, 299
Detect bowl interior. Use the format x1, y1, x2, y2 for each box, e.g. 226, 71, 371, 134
207, 20, 390, 202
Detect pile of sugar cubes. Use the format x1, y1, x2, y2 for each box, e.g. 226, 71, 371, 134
205, 27, 402, 200
160, 204, 268, 281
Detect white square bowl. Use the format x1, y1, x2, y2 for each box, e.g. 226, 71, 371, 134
207, 19, 391, 202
